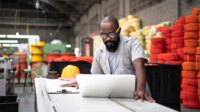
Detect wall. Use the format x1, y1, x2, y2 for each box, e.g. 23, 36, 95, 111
74, 0, 200, 48
180, 0, 200, 16
130, 0, 178, 26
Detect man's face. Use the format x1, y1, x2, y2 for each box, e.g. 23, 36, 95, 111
100, 22, 120, 52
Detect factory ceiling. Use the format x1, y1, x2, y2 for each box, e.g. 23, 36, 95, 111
0, 0, 99, 27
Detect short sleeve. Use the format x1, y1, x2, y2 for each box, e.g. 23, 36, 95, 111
129, 37, 147, 62
90, 49, 104, 74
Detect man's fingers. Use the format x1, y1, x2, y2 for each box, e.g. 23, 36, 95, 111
145, 95, 155, 103
134, 93, 139, 100
140, 94, 145, 102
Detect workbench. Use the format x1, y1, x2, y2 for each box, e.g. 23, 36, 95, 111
35, 78, 178, 112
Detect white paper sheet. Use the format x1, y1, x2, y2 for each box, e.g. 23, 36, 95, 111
44, 79, 79, 94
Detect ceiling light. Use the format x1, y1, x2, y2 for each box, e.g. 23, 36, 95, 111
7, 35, 39, 39
66, 44, 71, 48
0, 40, 18, 43
0, 35, 6, 38
2, 44, 19, 47
35, 0, 40, 9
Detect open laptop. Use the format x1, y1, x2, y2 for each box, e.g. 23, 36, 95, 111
76, 74, 135, 98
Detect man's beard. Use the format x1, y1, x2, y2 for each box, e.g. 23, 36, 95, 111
104, 37, 120, 52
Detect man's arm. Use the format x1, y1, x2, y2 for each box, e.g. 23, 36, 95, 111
133, 58, 155, 102
133, 58, 146, 95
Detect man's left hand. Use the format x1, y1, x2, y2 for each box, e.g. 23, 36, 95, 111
134, 90, 155, 103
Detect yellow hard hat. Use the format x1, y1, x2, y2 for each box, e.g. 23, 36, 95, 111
61, 65, 80, 78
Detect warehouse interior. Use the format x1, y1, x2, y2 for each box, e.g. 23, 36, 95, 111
0, 0, 200, 112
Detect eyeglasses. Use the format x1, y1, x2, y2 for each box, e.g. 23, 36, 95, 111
99, 28, 120, 39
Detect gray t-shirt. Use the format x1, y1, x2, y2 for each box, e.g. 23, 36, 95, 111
91, 35, 146, 74
108, 52, 117, 74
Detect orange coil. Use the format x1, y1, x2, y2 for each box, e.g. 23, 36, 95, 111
196, 55, 200, 62
171, 37, 184, 43
158, 60, 165, 64
196, 62, 200, 70
165, 38, 171, 44
151, 38, 164, 43
198, 16, 200, 23
167, 60, 183, 64
184, 54, 196, 61
198, 39, 200, 45
172, 31, 184, 37
157, 54, 164, 60
150, 44, 164, 49
192, 8, 200, 16
162, 53, 180, 60
150, 48, 164, 54
182, 78, 198, 86
171, 43, 184, 49
198, 72, 200, 78
184, 47, 196, 54
182, 62, 196, 70
185, 15, 197, 23
182, 70, 196, 78
182, 100, 200, 109
166, 45, 171, 50
178, 54, 184, 60
185, 23, 199, 31
181, 84, 198, 92
181, 91, 199, 101
171, 49, 177, 53
184, 39, 198, 47
177, 48, 184, 54
161, 27, 171, 34
184, 31, 199, 39
163, 34, 171, 38
171, 24, 184, 31
196, 47, 200, 54
198, 79, 200, 88
150, 54, 158, 60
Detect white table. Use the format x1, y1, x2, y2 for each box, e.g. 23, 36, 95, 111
35, 78, 178, 112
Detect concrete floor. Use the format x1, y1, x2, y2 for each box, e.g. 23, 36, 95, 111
14, 84, 35, 112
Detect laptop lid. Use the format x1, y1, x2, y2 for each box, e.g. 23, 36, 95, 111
76, 74, 135, 98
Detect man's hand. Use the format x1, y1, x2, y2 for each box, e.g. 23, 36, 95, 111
134, 89, 155, 103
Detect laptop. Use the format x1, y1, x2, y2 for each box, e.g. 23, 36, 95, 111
76, 74, 135, 98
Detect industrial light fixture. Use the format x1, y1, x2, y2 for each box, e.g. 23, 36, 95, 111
35, 0, 40, 9
0, 35, 6, 38
0, 40, 18, 44
2, 44, 20, 47
66, 44, 72, 48
7, 35, 39, 39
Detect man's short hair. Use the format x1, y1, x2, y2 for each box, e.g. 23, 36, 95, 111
101, 16, 119, 28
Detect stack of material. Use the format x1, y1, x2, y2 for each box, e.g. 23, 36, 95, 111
30, 41, 45, 62
130, 30, 145, 49
119, 15, 145, 47
196, 8, 200, 105
119, 15, 141, 37
157, 53, 182, 64
171, 17, 185, 53
150, 38, 164, 63
161, 27, 172, 53
144, 22, 172, 61
181, 8, 200, 109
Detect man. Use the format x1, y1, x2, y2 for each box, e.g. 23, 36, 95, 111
91, 16, 155, 102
